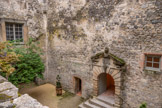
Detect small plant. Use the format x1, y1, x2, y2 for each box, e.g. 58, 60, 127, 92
61, 91, 74, 98
0, 42, 20, 78
140, 102, 147, 108
56, 75, 61, 88
56, 75, 62, 96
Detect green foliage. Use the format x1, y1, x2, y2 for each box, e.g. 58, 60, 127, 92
56, 81, 62, 88
1, 38, 45, 85
0, 42, 20, 77
56, 75, 62, 88
140, 102, 147, 108
0, 72, 6, 79
61, 91, 75, 98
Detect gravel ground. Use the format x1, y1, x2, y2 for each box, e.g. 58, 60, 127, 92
19, 83, 84, 108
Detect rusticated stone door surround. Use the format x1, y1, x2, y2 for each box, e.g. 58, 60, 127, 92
91, 48, 125, 107
93, 64, 122, 107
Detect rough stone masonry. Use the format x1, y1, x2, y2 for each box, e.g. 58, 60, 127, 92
0, 0, 162, 108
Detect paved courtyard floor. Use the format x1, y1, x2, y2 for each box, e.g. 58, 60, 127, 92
19, 83, 84, 108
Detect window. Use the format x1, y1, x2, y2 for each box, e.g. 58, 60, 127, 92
6, 23, 23, 42
145, 55, 161, 71
0, 18, 28, 43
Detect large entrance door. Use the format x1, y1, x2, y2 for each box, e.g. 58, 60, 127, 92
75, 77, 82, 95
98, 73, 115, 95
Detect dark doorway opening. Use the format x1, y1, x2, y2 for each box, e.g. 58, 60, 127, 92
98, 73, 115, 95
74, 77, 82, 95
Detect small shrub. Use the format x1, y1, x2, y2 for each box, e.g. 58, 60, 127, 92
0, 38, 45, 85
56, 75, 62, 88
140, 102, 147, 108
0, 42, 20, 78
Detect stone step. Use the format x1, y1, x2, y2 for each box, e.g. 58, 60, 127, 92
89, 99, 113, 108
96, 96, 115, 106
78, 103, 86, 108
83, 101, 101, 108
78, 91, 115, 108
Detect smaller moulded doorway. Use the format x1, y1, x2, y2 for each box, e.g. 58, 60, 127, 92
74, 77, 82, 96
98, 73, 115, 95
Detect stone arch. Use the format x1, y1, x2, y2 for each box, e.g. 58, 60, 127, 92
93, 65, 121, 94
93, 65, 122, 107
98, 73, 115, 95
91, 48, 125, 107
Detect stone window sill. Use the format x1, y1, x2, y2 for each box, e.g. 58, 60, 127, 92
143, 69, 162, 74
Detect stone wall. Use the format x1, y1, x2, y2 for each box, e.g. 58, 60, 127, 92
0, 0, 46, 38
0, 0, 162, 107
108, 0, 162, 107
46, 0, 124, 98
0, 0, 48, 80
46, 0, 162, 107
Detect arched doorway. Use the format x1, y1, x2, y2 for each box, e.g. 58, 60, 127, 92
92, 48, 125, 107
98, 73, 115, 95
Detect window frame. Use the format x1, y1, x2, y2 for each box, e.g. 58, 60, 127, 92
0, 18, 28, 44
145, 55, 161, 72
5, 22, 24, 42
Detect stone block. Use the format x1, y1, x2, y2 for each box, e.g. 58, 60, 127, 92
0, 82, 18, 99
0, 76, 7, 83
113, 72, 121, 79
13, 94, 49, 108
115, 89, 121, 95
111, 70, 120, 77
114, 103, 120, 108
0, 101, 16, 108
115, 81, 121, 87
114, 77, 121, 82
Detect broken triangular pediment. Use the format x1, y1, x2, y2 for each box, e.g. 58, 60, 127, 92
91, 47, 125, 67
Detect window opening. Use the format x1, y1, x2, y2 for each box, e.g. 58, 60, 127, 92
145, 55, 161, 71
6, 23, 23, 42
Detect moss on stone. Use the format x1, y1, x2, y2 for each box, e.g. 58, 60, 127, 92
12, 105, 16, 108
0, 94, 12, 102
18, 92, 21, 97
0, 80, 5, 83
91, 52, 125, 66
91, 52, 104, 61
61, 91, 75, 98
74, 10, 83, 21
109, 53, 125, 65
